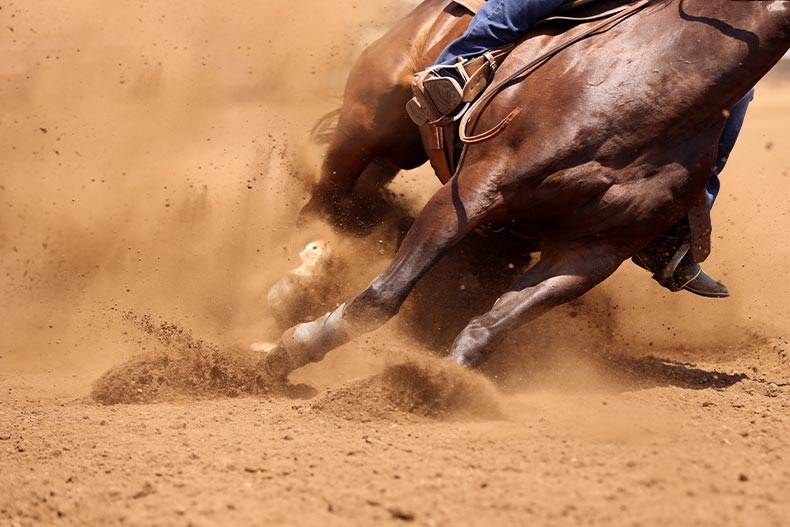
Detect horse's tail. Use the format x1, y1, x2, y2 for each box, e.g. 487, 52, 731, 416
405, 2, 447, 76
309, 108, 342, 144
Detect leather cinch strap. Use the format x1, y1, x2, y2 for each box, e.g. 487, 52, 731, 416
459, 0, 661, 144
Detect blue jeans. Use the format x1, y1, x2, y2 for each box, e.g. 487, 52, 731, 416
436, 0, 566, 65
707, 88, 755, 209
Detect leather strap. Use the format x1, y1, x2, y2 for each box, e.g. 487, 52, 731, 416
687, 192, 712, 263
556, 0, 604, 13
544, 5, 647, 24
660, 242, 690, 282
459, 46, 514, 102
418, 119, 455, 184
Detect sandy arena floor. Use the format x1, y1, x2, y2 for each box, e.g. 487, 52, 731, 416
1, 1, 789, 526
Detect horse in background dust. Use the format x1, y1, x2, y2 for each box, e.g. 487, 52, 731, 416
260, 0, 790, 380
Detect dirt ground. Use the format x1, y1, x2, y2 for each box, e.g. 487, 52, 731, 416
1, 1, 790, 526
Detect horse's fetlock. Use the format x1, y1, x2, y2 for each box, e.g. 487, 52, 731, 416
351, 282, 402, 319
286, 303, 351, 363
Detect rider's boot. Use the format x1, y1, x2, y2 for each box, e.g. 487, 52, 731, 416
406, 63, 470, 125
632, 220, 729, 298
406, 49, 512, 126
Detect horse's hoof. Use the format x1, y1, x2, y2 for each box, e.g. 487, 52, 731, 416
256, 343, 294, 382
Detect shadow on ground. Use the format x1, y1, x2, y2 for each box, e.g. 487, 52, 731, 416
596, 353, 748, 390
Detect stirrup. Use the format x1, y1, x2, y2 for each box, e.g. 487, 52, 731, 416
633, 239, 729, 298
405, 97, 428, 126
407, 63, 467, 126
407, 51, 505, 126
657, 241, 690, 287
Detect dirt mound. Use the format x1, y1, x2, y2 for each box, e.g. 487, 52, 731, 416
91, 350, 258, 405
90, 314, 313, 404
311, 357, 502, 421
91, 316, 502, 415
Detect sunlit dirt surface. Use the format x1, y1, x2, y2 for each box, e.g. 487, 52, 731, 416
1, 1, 790, 526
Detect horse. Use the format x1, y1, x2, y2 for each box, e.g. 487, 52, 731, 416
259, 0, 790, 380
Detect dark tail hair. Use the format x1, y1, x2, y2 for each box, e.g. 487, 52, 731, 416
309, 108, 342, 144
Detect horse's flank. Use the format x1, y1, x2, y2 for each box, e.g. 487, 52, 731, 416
455, 0, 790, 238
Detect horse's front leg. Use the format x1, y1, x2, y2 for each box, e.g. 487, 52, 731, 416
450, 241, 627, 367
261, 178, 500, 380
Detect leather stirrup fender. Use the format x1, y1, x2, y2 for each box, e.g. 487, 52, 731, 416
687, 193, 712, 263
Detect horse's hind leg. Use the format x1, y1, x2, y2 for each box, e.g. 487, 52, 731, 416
262, 178, 498, 378
298, 21, 430, 224
300, 103, 426, 233
450, 242, 626, 367
300, 27, 428, 233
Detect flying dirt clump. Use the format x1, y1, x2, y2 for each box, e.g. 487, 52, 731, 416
311, 356, 503, 421
90, 313, 310, 405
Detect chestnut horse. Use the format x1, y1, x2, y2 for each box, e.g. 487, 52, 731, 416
261, 0, 790, 379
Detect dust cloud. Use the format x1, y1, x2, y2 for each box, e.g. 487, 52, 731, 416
1, 0, 789, 399
0, 0, 415, 383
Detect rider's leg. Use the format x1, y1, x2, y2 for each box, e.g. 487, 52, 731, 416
435, 0, 566, 66
410, 0, 565, 120
633, 88, 755, 298
706, 88, 755, 208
